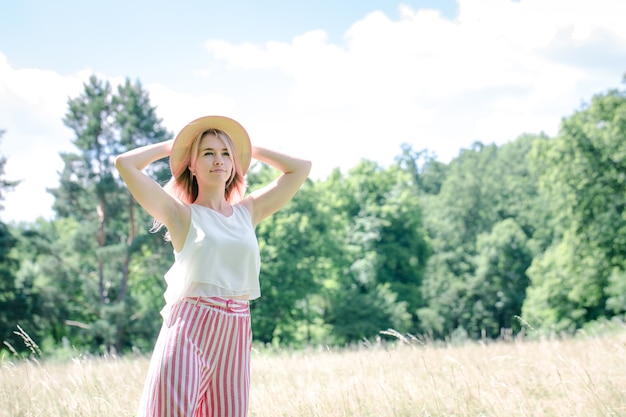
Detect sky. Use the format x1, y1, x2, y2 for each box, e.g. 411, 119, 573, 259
1, 0, 625, 223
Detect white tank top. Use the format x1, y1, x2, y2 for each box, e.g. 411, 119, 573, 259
160, 203, 261, 319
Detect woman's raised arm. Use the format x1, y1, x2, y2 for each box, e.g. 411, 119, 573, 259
115, 140, 189, 244
243, 146, 312, 225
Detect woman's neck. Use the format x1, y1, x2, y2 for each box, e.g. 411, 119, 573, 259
194, 191, 230, 212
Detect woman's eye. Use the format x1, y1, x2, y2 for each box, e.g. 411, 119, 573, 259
204, 151, 214, 156
222, 152, 230, 157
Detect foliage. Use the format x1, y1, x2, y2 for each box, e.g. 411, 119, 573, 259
248, 164, 334, 346
522, 87, 626, 331
0, 131, 22, 351
418, 135, 545, 338
9, 76, 172, 354
2, 77, 626, 355
319, 160, 429, 342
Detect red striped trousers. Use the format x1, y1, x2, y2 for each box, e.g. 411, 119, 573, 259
137, 297, 252, 417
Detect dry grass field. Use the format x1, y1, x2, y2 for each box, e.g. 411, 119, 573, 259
1, 327, 625, 417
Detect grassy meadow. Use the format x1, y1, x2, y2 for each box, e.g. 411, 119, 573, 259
1, 327, 625, 417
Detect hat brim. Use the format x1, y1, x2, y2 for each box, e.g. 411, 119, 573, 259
170, 115, 251, 178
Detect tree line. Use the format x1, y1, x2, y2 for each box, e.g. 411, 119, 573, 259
1, 74, 625, 356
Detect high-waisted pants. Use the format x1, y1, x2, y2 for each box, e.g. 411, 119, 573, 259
136, 297, 252, 417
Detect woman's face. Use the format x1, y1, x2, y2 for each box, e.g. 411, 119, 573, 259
191, 133, 234, 185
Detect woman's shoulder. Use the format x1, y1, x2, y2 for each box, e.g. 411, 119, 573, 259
237, 197, 254, 213
236, 198, 255, 224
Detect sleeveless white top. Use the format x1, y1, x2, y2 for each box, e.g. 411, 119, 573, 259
160, 203, 261, 319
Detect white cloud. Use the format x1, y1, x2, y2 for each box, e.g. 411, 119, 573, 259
200, 0, 625, 169
2, 147, 59, 222
0, 53, 89, 222
1, 0, 626, 222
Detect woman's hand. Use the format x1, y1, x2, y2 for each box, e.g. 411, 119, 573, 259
244, 146, 312, 225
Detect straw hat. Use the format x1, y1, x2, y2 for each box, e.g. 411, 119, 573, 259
169, 115, 252, 178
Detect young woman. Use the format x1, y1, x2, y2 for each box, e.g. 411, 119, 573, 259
115, 115, 311, 417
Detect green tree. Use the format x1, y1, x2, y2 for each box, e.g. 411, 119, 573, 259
419, 143, 500, 337
419, 135, 545, 338
0, 130, 23, 353
0, 225, 22, 353
322, 160, 428, 343
247, 164, 333, 346
44, 76, 171, 353
464, 219, 532, 337
12, 218, 97, 351
523, 86, 626, 330
605, 267, 626, 316
395, 143, 448, 196
521, 231, 604, 332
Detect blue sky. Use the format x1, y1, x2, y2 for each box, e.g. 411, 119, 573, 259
1, 0, 625, 223
0, 0, 456, 95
